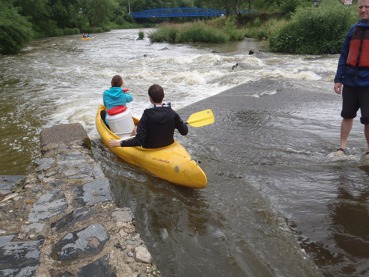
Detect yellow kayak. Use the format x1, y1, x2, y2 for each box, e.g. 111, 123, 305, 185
95, 105, 207, 189
81, 37, 94, 40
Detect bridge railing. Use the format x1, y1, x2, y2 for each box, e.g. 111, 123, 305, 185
131, 7, 225, 19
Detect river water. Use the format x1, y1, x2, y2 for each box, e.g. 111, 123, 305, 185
1, 29, 369, 276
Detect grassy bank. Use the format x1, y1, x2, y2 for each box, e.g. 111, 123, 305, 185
149, 17, 244, 44
149, 0, 358, 55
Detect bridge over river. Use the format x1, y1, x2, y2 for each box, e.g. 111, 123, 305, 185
130, 7, 251, 19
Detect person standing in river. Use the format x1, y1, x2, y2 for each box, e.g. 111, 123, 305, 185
334, 0, 369, 156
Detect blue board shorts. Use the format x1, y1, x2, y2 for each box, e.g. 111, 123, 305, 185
341, 85, 369, 124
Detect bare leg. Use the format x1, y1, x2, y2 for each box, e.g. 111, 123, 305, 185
340, 118, 353, 149
365, 124, 369, 153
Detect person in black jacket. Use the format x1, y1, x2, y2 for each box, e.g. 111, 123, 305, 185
109, 84, 188, 149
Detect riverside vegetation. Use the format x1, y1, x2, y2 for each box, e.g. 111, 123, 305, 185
149, 0, 358, 55
0, 0, 359, 56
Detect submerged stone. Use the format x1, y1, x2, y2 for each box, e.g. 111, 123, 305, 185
73, 178, 112, 207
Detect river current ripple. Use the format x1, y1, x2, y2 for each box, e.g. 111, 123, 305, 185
1, 29, 369, 276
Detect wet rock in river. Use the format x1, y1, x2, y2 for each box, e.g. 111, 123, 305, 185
73, 178, 112, 207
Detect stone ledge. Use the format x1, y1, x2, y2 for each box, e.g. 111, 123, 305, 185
0, 123, 160, 277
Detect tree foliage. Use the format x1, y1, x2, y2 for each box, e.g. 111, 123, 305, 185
193, 0, 249, 16
0, 0, 33, 55
5, 0, 254, 43
268, 0, 357, 54
1, 0, 360, 55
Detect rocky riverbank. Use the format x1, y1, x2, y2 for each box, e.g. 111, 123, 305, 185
0, 123, 159, 277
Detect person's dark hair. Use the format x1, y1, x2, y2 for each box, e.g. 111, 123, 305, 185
148, 84, 164, 103
111, 75, 123, 87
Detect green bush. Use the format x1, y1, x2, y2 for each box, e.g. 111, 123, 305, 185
176, 24, 227, 43
244, 18, 287, 41
62, 28, 80, 36
252, 18, 262, 27
280, 0, 308, 19
149, 19, 241, 44
148, 26, 172, 42
206, 17, 228, 29
167, 28, 178, 43
138, 30, 144, 40
269, 1, 356, 54
224, 17, 244, 41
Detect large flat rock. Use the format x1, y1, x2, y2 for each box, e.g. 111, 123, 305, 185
40, 123, 89, 147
